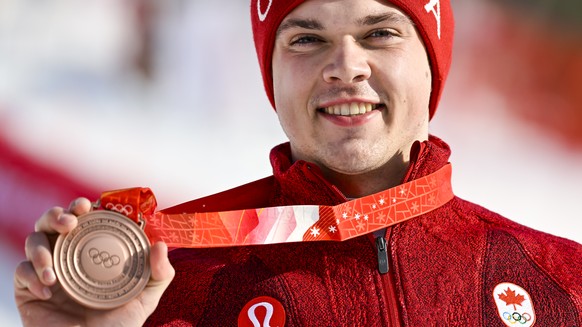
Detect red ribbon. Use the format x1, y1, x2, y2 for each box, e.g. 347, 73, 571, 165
99, 164, 454, 248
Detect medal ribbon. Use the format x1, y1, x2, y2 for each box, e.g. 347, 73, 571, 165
99, 164, 453, 248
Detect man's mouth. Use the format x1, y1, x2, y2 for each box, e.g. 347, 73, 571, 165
318, 102, 383, 116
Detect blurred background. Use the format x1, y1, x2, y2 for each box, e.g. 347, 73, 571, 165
1, 0, 581, 324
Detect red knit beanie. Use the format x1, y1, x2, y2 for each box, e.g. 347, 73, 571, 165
250, 0, 454, 119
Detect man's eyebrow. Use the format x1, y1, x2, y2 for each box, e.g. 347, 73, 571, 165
276, 18, 324, 37
276, 12, 413, 38
357, 12, 415, 27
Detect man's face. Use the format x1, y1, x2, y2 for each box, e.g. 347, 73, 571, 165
272, 0, 431, 176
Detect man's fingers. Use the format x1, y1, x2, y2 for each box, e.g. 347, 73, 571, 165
138, 242, 175, 312
34, 207, 62, 233
19, 199, 87, 303
68, 197, 92, 216
14, 261, 52, 300
34, 206, 78, 235
150, 242, 175, 283
24, 232, 57, 286
32, 198, 90, 235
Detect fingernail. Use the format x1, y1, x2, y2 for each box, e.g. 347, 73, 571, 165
42, 287, 52, 299
57, 213, 72, 224
43, 268, 56, 283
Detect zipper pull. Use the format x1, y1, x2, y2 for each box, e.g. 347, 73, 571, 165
376, 236, 389, 274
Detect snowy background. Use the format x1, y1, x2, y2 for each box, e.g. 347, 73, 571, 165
1, 1, 581, 325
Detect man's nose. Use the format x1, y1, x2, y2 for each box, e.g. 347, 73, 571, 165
322, 38, 371, 84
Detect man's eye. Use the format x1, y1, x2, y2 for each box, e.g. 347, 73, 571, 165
290, 35, 322, 46
367, 29, 396, 39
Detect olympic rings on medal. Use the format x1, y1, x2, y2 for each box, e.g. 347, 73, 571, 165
104, 203, 134, 216
88, 248, 121, 268
502, 311, 532, 324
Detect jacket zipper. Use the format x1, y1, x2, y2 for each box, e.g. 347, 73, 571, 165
305, 165, 402, 325
373, 228, 402, 327
376, 234, 389, 274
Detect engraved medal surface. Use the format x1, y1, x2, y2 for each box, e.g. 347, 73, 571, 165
54, 210, 151, 309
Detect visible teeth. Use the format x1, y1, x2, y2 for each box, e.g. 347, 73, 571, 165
350, 103, 359, 115
323, 102, 377, 116
341, 104, 350, 115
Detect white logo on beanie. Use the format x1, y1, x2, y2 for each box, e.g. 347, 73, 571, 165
257, 0, 273, 22
424, 0, 441, 39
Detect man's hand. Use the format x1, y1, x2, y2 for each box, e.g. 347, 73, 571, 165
13, 198, 175, 327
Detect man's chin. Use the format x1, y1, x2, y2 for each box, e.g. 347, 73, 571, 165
321, 157, 385, 176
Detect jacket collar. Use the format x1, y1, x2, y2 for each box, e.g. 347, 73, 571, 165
268, 135, 451, 207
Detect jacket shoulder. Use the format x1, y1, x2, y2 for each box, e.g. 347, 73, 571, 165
454, 197, 582, 296
453, 197, 582, 263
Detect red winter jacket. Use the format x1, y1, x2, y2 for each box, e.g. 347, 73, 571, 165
145, 136, 582, 326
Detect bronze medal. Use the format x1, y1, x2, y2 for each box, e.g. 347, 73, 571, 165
53, 210, 151, 309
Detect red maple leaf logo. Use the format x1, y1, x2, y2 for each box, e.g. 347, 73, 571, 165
498, 287, 526, 311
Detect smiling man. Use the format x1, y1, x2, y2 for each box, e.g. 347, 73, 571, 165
271, 0, 433, 198
14, 0, 582, 326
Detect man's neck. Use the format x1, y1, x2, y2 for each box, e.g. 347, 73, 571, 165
319, 154, 409, 199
